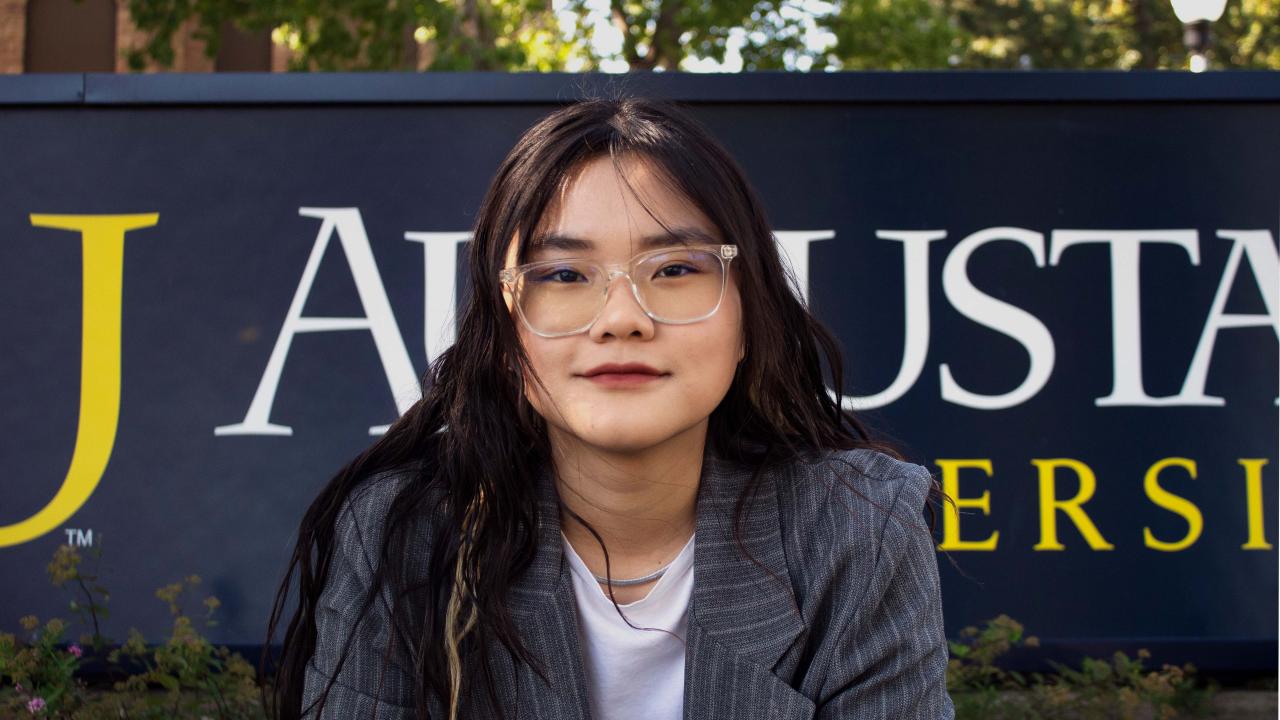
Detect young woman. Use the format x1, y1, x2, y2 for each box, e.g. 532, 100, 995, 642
263, 95, 956, 720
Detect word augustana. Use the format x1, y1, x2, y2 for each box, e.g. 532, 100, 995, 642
204, 209, 1275, 436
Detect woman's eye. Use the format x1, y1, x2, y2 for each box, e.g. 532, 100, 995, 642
534, 267, 586, 283
655, 264, 697, 278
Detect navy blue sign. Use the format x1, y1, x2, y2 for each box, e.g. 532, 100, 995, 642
1, 72, 1276, 673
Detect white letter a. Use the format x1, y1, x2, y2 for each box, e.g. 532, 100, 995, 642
215, 208, 418, 437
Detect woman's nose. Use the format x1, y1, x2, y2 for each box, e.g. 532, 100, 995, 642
588, 273, 656, 341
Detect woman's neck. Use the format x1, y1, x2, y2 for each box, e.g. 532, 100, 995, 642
551, 420, 705, 584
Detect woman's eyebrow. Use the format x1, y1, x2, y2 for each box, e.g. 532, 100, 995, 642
531, 226, 718, 253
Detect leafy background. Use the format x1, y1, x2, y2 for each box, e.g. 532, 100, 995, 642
120, 0, 1280, 73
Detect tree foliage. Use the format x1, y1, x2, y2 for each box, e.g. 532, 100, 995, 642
555, 0, 815, 71
122, 0, 1280, 72
817, 0, 1280, 70
124, 0, 584, 71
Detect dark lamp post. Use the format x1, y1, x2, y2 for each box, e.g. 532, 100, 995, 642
1169, 0, 1227, 72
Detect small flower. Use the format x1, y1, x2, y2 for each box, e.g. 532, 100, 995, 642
68, 643, 83, 657
27, 696, 46, 714
19, 615, 39, 631
13, 682, 23, 693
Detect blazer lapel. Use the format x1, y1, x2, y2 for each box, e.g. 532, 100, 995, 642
683, 447, 808, 719
501, 460, 592, 720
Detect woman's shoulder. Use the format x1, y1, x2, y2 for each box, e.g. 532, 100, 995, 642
775, 446, 933, 524
333, 462, 444, 558
339, 463, 427, 524
771, 447, 935, 581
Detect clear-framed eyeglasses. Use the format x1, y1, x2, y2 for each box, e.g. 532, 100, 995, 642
498, 244, 739, 338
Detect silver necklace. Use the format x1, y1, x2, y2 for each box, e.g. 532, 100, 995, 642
568, 530, 693, 587
592, 562, 672, 587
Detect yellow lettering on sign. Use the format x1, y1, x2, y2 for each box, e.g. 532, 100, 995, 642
1142, 457, 1202, 551
1032, 458, 1115, 551
935, 459, 999, 551
0, 213, 158, 548
1239, 458, 1273, 550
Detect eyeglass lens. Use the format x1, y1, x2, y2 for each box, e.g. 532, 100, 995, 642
514, 249, 726, 335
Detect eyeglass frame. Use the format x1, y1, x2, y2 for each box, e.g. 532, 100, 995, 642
498, 243, 739, 338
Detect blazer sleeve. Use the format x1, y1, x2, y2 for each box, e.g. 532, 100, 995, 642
816, 462, 955, 719
301, 480, 418, 719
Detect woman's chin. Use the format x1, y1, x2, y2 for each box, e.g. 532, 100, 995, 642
559, 417, 688, 455
579, 430, 669, 455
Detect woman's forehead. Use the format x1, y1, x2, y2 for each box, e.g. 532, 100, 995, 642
522, 158, 717, 257
555, 154, 690, 220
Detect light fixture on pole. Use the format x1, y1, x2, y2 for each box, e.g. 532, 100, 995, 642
1169, 0, 1228, 72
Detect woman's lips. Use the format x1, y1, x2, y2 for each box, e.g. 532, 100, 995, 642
582, 372, 668, 387
579, 362, 667, 387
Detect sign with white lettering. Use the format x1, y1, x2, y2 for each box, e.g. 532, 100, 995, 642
0, 73, 1275, 674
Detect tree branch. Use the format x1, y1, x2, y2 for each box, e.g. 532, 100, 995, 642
611, 0, 644, 67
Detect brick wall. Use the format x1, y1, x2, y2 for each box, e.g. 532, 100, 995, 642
0, 0, 26, 74
0, 4, 422, 73
1, 1, 259, 73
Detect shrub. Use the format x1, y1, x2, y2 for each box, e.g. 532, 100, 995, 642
0, 541, 263, 719
947, 614, 1219, 720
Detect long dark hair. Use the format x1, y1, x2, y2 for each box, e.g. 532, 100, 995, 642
261, 92, 952, 720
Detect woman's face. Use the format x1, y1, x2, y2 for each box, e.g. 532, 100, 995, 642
502, 154, 744, 455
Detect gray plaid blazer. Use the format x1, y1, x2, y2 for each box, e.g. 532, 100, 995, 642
302, 446, 955, 719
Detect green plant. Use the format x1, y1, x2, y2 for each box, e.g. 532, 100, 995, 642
0, 614, 88, 717
0, 543, 111, 717
47, 544, 113, 656
947, 615, 1220, 720
0, 544, 264, 719
103, 575, 263, 719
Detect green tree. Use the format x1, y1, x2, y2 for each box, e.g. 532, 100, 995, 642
820, 0, 963, 70
122, 0, 1279, 71
123, 0, 819, 72
124, 0, 584, 71
818, 0, 1280, 70
555, 0, 815, 70
1216, 0, 1280, 67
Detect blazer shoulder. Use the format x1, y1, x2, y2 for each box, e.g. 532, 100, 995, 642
334, 463, 441, 577
341, 465, 420, 522
773, 448, 934, 595
776, 447, 933, 530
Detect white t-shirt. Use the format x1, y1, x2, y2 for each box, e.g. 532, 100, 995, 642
561, 531, 695, 720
